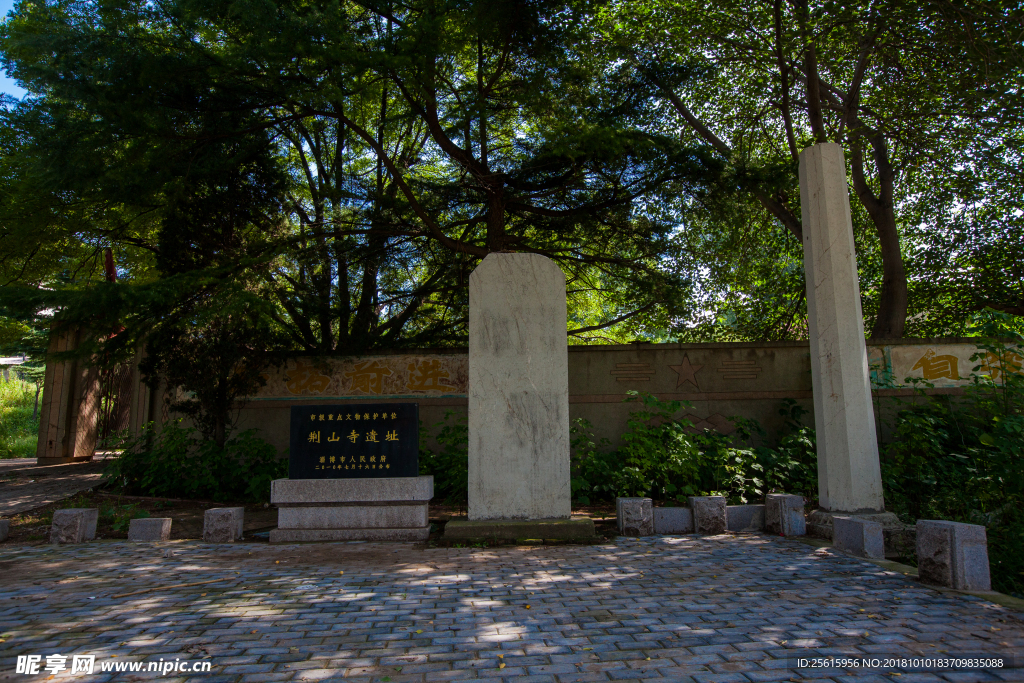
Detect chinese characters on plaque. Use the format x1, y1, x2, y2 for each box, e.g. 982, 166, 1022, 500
288, 403, 419, 479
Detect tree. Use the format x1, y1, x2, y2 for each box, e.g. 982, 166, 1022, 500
596, 0, 1024, 338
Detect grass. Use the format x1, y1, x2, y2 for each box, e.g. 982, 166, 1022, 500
0, 376, 39, 459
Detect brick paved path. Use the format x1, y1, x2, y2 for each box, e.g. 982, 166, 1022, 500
0, 535, 1021, 682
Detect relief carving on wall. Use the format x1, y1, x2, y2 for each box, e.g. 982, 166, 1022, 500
257, 355, 468, 398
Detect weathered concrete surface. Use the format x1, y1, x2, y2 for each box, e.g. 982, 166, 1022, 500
270, 476, 433, 504
49, 508, 98, 544
271, 476, 433, 543
269, 526, 430, 542
0, 536, 1019, 682
203, 507, 244, 543
833, 515, 885, 559
616, 498, 654, 536
917, 520, 992, 591
278, 505, 428, 530
443, 518, 595, 541
127, 518, 172, 542
726, 504, 765, 531
468, 253, 570, 521
654, 506, 693, 534
765, 494, 806, 536
688, 496, 727, 535
799, 143, 885, 514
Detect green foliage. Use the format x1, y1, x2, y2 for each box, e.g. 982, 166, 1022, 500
0, 375, 39, 458
101, 503, 151, 533
418, 412, 469, 506
570, 392, 816, 505
104, 420, 286, 502
881, 309, 1024, 595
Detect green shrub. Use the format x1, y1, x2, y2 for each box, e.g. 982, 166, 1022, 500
571, 393, 816, 505
881, 309, 1024, 595
418, 411, 469, 505
105, 420, 286, 502
0, 376, 39, 458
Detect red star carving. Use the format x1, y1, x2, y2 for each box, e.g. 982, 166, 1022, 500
670, 355, 703, 389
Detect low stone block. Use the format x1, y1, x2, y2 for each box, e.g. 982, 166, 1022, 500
616, 497, 653, 536
271, 476, 433, 504
203, 507, 244, 543
727, 504, 765, 531
50, 508, 98, 544
279, 504, 428, 530
688, 496, 727, 535
270, 527, 430, 542
833, 516, 885, 559
917, 520, 991, 591
653, 507, 693, 534
765, 494, 806, 536
128, 518, 172, 542
443, 518, 594, 541
0, 519, 9, 542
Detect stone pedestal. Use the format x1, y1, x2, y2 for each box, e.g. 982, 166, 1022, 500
128, 518, 171, 541
270, 477, 432, 542
765, 494, 806, 536
468, 253, 570, 521
799, 143, 884, 514
616, 497, 654, 536
50, 508, 98, 544
833, 516, 885, 559
688, 496, 727, 535
204, 507, 244, 543
917, 520, 991, 591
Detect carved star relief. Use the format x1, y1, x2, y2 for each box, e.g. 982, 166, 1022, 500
670, 355, 703, 389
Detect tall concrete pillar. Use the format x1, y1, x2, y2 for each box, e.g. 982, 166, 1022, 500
799, 143, 884, 514
466, 253, 571, 521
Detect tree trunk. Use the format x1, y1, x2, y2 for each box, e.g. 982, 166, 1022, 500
870, 208, 908, 339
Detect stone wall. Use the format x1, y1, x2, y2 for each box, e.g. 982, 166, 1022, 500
124, 337, 1008, 455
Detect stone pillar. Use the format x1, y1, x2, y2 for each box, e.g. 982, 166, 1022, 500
799, 143, 884, 513
467, 253, 570, 521
36, 326, 101, 465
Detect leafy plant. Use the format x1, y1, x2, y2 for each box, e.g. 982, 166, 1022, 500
418, 412, 469, 505
881, 309, 1024, 595
570, 392, 816, 505
0, 374, 39, 458
105, 420, 286, 502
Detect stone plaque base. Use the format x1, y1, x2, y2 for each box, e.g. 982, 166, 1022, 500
443, 518, 595, 541
270, 476, 432, 543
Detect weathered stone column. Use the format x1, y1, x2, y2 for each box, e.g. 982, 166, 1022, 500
466, 253, 571, 521
799, 143, 885, 514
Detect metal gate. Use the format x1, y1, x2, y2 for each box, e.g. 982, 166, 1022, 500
97, 364, 134, 449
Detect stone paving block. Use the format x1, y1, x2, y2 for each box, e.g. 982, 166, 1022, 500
653, 507, 693, 534
127, 517, 172, 541
916, 520, 991, 591
617, 498, 653, 536
688, 496, 727, 535
49, 508, 98, 544
832, 516, 885, 559
764, 494, 805, 536
204, 507, 244, 543
726, 505, 764, 532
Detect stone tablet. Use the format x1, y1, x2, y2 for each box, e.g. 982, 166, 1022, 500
289, 403, 418, 479
468, 253, 570, 521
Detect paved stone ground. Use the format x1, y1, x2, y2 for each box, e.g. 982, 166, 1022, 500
0, 458, 111, 517
0, 534, 1021, 682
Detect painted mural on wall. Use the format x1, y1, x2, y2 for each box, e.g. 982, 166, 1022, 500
869, 343, 1022, 388
256, 356, 469, 399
